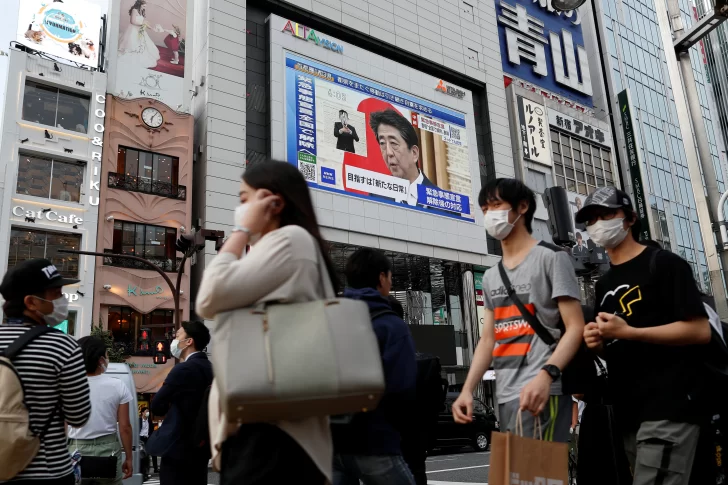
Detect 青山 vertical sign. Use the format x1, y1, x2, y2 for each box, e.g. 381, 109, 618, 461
496, 0, 593, 107
617, 89, 651, 241
517, 96, 551, 166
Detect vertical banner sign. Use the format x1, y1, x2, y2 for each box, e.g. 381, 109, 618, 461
617, 89, 651, 241
517, 96, 551, 166
115, 0, 187, 109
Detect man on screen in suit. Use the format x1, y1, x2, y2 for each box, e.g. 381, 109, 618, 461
572, 232, 588, 257
150, 321, 213, 485
334, 110, 360, 153
369, 109, 436, 207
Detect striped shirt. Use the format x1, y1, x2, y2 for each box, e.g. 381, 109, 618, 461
0, 322, 91, 480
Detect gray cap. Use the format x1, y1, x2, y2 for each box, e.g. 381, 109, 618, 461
574, 186, 633, 223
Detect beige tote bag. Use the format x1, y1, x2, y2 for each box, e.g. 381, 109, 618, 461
211, 244, 385, 424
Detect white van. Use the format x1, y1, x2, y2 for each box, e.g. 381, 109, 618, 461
106, 363, 143, 485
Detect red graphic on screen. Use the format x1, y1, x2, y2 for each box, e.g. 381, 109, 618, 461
342, 98, 403, 193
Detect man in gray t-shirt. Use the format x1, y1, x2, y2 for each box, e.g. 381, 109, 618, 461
452, 179, 585, 444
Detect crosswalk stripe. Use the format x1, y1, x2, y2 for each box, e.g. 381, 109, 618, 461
428, 481, 488, 485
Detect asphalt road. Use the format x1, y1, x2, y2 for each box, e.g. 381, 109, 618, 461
144, 448, 490, 485
426, 447, 491, 484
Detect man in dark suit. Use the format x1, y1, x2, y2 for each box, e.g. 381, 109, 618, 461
139, 407, 158, 476
151, 321, 213, 485
572, 232, 588, 257
370, 109, 437, 207
334, 110, 359, 153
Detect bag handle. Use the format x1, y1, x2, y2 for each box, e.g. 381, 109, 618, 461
515, 412, 543, 440
313, 238, 335, 299
498, 262, 556, 346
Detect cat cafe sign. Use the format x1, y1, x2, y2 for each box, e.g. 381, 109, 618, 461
12, 205, 84, 226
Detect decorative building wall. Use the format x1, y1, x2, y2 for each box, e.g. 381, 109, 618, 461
93, 95, 193, 393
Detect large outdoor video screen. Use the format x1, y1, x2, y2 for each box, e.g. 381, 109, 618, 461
284, 52, 474, 221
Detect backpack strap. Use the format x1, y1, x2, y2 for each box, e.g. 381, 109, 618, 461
498, 261, 557, 346
370, 308, 398, 320
1, 325, 59, 437
2, 325, 53, 360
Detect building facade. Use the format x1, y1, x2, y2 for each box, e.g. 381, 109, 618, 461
188, 0, 517, 397
91, 95, 193, 398
588, 0, 728, 294
0, 49, 108, 336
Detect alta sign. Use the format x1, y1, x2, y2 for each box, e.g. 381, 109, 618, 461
282, 20, 344, 53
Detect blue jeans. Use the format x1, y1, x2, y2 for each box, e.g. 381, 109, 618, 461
333, 454, 416, 485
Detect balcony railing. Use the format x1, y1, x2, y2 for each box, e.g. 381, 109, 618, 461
108, 173, 186, 200
103, 249, 180, 273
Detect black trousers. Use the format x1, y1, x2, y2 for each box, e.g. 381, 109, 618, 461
160, 455, 208, 485
221, 423, 326, 485
10, 475, 75, 485
140, 436, 158, 471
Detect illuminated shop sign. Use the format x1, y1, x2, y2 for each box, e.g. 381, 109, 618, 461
89, 94, 105, 206
12, 205, 83, 225
282, 20, 343, 53
496, 0, 593, 107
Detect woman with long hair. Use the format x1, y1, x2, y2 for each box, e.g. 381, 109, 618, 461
68, 337, 134, 485
196, 160, 338, 484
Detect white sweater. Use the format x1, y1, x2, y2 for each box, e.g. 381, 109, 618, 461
196, 225, 332, 481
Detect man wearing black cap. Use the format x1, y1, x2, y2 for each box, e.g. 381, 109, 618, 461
577, 187, 711, 485
0, 259, 91, 483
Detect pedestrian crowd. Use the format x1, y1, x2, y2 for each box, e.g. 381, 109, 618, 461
0, 160, 725, 485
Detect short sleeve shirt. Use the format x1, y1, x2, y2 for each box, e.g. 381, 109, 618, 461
68, 374, 134, 440
483, 242, 581, 403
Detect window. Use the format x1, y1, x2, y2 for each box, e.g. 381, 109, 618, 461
551, 129, 614, 195
8, 228, 81, 277
108, 222, 178, 272
22, 81, 90, 133
110, 147, 184, 199
16, 154, 84, 202
108, 306, 175, 356
54, 310, 77, 336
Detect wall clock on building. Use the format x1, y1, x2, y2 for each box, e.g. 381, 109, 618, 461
141, 107, 164, 128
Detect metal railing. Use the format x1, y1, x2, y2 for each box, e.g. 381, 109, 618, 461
108, 172, 186, 200
103, 249, 180, 272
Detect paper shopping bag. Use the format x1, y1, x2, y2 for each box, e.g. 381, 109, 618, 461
489, 429, 569, 485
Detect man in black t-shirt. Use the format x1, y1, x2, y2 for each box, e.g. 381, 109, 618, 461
576, 187, 711, 485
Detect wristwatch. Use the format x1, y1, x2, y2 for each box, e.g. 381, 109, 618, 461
541, 364, 561, 381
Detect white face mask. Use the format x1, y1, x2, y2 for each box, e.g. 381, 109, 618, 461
234, 204, 262, 244
170, 338, 189, 359
35, 296, 69, 326
587, 218, 629, 249
100, 357, 108, 373
484, 209, 520, 240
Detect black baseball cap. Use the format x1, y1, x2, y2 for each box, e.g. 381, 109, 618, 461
0, 258, 79, 302
575, 186, 633, 224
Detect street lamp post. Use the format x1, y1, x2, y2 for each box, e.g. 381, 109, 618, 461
669, 0, 728, 319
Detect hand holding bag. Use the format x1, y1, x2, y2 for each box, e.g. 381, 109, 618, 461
489, 413, 569, 485
211, 241, 386, 424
